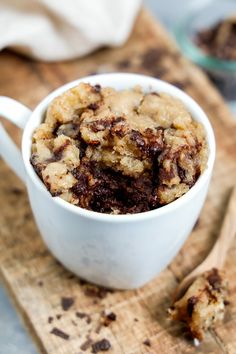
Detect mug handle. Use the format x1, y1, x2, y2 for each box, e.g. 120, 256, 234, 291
0, 96, 32, 183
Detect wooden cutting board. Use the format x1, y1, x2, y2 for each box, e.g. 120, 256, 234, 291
1, 9, 236, 354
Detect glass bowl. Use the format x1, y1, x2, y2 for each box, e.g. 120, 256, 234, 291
174, 0, 236, 109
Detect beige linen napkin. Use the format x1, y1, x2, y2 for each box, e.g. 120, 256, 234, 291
0, 0, 141, 61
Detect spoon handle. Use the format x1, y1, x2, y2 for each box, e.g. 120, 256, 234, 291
174, 185, 236, 300
204, 185, 236, 269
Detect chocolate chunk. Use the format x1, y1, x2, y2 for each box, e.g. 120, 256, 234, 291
76, 311, 92, 324
76, 311, 88, 319
101, 311, 117, 326
50, 327, 69, 340
187, 296, 198, 317
91, 338, 111, 353
48, 316, 53, 324
143, 339, 151, 347
61, 297, 74, 311
106, 312, 116, 321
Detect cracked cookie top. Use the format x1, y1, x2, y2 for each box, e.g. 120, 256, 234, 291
31, 83, 208, 214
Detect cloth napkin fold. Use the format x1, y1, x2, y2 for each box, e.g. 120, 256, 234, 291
0, 0, 141, 61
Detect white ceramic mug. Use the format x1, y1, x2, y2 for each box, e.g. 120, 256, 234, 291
0, 73, 215, 289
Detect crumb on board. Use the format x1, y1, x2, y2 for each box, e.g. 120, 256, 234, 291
168, 268, 228, 341
50, 327, 70, 340
91, 338, 111, 353
143, 338, 151, 347
61, 296, 74, 311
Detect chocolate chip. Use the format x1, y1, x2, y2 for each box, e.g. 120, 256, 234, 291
106, 312, 116, 321
61, 297, 74, 311
101, 311, 117, 326
143, 339, 151, 347
50, 327, 69, 340
91, 338, 111, 353
76, 311, 87, 319
48, 316, 53, 324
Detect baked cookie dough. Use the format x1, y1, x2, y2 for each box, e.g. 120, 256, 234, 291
31, 83, 208, 214
169, 268, 228, 341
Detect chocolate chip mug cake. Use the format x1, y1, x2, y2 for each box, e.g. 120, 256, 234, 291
31, 83, 208, 214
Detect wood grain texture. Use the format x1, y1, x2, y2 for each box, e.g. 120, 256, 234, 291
1, 9, 236, 354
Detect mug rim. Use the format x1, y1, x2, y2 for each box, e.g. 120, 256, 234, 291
22, 73, 215, 223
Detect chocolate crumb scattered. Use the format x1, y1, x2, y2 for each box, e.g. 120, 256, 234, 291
61, 297, 74, 311
48, 316, 53, 324
38, 281, 44, 287
50, 327, 69, 340
71, 320, 77, 326
76, 311, 92, 324
56, 314, 62, 320
83, 284, 112, 299
76, 311, 87, 319
80, 338, 93, 351
101, 311, 117, 326
134, 318, 139, 322
106, 312, 116, 321
91, 338, 111, 353
224, 300, 230, 306
143, 339, 151, 347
